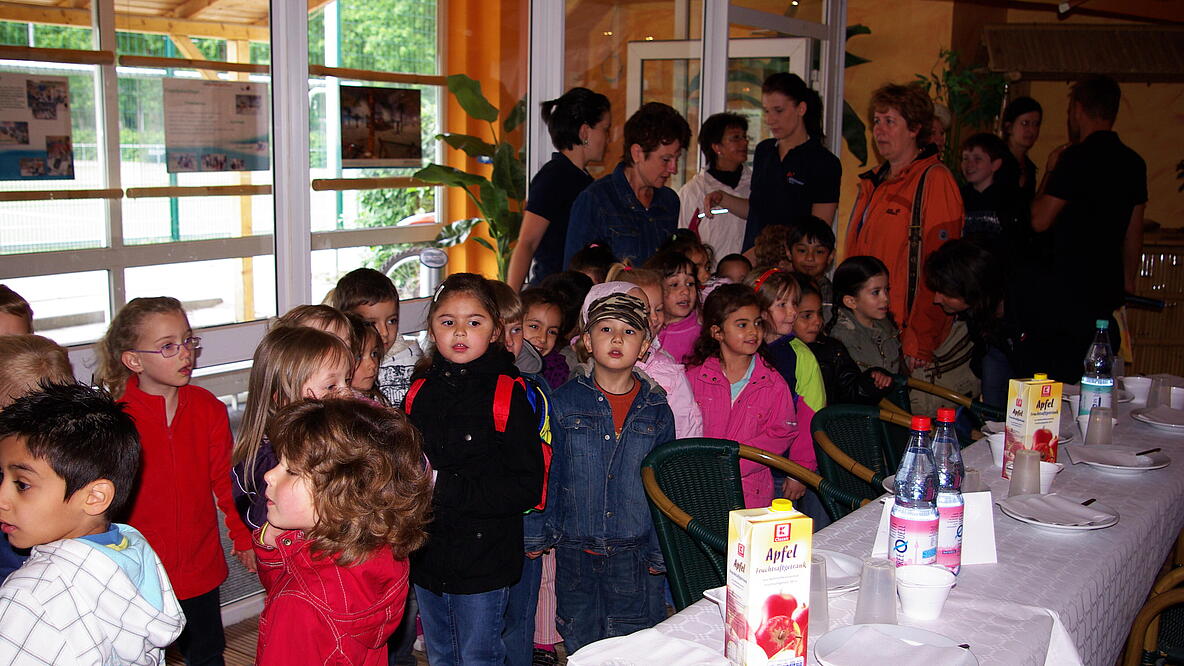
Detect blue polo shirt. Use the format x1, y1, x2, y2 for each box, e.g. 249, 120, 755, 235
563, 162, 680, 267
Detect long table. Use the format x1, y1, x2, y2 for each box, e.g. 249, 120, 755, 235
569, 398, 1184, 665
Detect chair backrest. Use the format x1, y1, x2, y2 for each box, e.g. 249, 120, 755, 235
811, 405, 905, 519
641, 437, 744, 611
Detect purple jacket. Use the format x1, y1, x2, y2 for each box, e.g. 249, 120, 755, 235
686, 355, 798, 508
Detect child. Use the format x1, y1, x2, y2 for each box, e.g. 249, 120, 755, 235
0, 383, 185, 664
346, 313, 385, 403
274, 303, 352, 342
549, 292, 674, 653
960, 132, 1025, 256
254, 398, 432, 665
748, 267, 826, 413
602, 267, 703, 438
660, 230, 712, 285
0, 285, 33, 335
714, 253, 752, 284
403, 273, 545, 665
645, 249, 701, 364
828, 256, 903, 375
796, 276, 893, 405
568, 243, 618, 284
96, 297, 253, 665
489, 280, 562, 666
751, 224, 793, 271
231, 325, 353, 530
522, 287, 569, 389
787, 216, 836, 319
685, 283, 798, 508
330, 268, 424, 406
539, 270, 594, 376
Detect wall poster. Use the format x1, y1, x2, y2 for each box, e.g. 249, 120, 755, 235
163, 80, 270, 173
340, 86, 422, 168
0, 73, 73, 180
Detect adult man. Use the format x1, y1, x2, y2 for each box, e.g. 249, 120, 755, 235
1022, 75, 1146, 383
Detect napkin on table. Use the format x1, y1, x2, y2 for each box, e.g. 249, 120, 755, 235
1063, 446, 1153, 467
996, 493, 1115, 526
566, 628, 726, 666
817, 626, 976, 666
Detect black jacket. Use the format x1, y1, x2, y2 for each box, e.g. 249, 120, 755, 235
405, 347, 545, 594
808, 335, 891, 406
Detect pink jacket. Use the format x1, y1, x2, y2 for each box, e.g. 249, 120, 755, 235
638, 338, 703, 439
686, 356, 798, 508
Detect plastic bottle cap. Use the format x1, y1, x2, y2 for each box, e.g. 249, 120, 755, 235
770, 499, 794, 512
936, 407, 956, 423
1096, 319, 1109, 329
1034, 373, 1048, 380
910, 415, 932, 431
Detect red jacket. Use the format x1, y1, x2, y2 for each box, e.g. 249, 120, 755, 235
254, 529, 408, 666
845, 151, 963, 361
122, 375, 252, 599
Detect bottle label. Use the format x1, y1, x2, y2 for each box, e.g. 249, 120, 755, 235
888, 511, 938, 567
936, 498, 964, 574
1079, 377, 1114, 416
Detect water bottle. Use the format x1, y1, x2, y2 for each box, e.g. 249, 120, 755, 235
888, 416, 939, 567
1079, 320, 1114, 416
932, 408, 964, 575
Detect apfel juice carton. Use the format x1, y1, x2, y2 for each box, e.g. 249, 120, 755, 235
725, 499, 812, 666
1003, 373, 1063, 478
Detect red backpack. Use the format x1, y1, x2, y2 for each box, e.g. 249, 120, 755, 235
404, 375, 553, 513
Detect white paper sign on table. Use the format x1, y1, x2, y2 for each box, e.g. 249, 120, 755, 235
871, 492, 997, 565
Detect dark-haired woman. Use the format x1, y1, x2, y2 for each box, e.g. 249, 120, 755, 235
708, 73, 841, 252
508, 87, 611, 291
677, 112, 751, 258
564, 102, 692, 268
1000, 96, 1043, 203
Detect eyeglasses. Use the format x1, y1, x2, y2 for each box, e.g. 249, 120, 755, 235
130, 336, 202, 358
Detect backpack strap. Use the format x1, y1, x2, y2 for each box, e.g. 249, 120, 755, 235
906, 163, 940, 315
403, 378, 426, 414
493, 375, 525, 433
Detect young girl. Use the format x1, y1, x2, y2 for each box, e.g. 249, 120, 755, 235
645, 249, 701, 364
404, 273, 545, 665
255, 397, 431, 665
748, 267, 825, 412
685, 284, 798, 508
549, 292, 674, 653
797, 276, 893, 405
231, 325, 353, 530
347, 313, 385, 402
521, 287, 569, 389
274, 303, 352, 342
828, 256, 903, 375
96, 297, 254, 665
660, 230, 712, 285
604, 265, 703, 439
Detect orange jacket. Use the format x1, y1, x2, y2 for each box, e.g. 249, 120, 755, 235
845, 151, 963, 362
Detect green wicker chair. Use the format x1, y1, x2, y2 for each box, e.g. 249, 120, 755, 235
640, 437, 864, 611
811, 405, 911, 520
1123, 567, 1184, 666
882, 374, 1005, 447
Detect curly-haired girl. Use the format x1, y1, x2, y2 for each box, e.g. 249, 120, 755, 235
254, 397, 432, 665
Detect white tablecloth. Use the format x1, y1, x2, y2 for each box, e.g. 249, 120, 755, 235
569, 398, 1184, 666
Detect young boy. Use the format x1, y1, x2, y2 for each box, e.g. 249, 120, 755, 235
714, 253, 752, 284
787, 217, 836, 321
960, 132, 1024, 256
0, 382, 185, 663
0, 285, 33, 336
329, 268, 422, 406
547, 292, 674, 653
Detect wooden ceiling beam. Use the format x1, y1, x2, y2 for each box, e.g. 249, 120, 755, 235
167, 34, 219, 79
0, 2, 270, 41
171, 0, 233, 20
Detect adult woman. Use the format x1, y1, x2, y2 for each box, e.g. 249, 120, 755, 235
845, 83, 963, 371
677, 112, 751, 259
507, 87, 611, 291
1000, 96, 1043, 203
708, 73, 841, 253
564, 102, 691, 267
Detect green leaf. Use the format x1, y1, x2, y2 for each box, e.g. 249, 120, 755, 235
841, 100, 868, 167
435, 217, 482, 247
478, 179, 510, 234
491, 141, 526, 202
503, 98, 527, 134
447, 73, 499, 123
436, 133, 496, 158
845, 52, 871, 68
474, 236, 496, 253
846, 24, 871, 40
413, 163, 487, 188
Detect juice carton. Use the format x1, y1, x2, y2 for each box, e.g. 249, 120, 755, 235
725, 499, 812, 666
1003, 373, 1063, 478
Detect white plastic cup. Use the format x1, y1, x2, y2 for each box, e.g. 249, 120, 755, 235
1173, 386, 1184, 410
988, 433, 1005, 468
809, 554, 829, 637
1125, 376, 1152, 406
854, 558, 898, 625
1068, 394, 1081, 417
896, 565, 956, 620
1078, 414, 1118, 445
1008, 449, 1042, 497
1038, 461, 1064, 493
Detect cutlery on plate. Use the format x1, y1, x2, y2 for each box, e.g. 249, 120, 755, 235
1135, 447, 1162, 456
1081, 498, 1097, 506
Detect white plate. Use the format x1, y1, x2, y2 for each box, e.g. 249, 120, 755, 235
997, 495, 1120, 531
815, 624, 978, 666
1081, 451, 1171, 473
882, 475, 895, 494
815, 549, 862, 596
1131, 409, 1184, 432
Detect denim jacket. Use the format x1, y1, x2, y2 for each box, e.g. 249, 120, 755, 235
546, 365, 675, 569
563, 162, 680, 267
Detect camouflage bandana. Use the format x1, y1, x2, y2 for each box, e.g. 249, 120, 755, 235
584, 293, 649, 338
